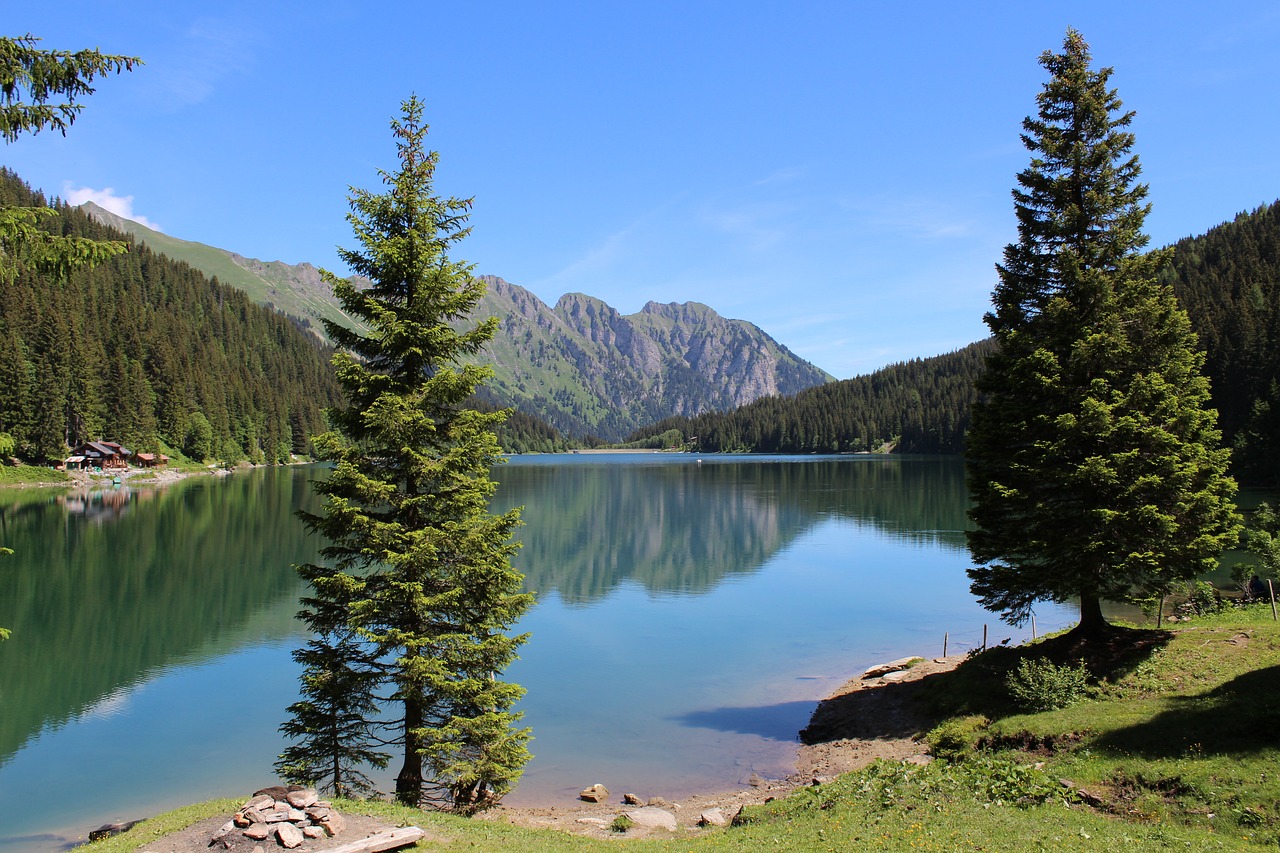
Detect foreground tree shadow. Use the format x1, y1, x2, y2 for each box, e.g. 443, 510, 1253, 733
1093, 664, 1280, 759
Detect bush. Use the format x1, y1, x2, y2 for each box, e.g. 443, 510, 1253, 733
926, 715, 990, 762
1005, 658, 1089, 712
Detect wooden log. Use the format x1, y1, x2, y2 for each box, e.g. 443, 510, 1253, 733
323, 827, 426, 853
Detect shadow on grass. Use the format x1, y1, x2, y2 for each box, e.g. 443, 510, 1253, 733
915, 624, 1175, 720
1092, 664, 1280, 758
676, 700, 817, 741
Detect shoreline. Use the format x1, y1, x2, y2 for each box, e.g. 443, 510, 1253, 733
481, 653, 964, 837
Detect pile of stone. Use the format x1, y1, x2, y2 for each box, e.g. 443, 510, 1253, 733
210, 786, 344, 849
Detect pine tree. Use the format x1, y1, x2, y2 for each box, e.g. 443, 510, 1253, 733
281, 97, 532, 813
965, 29, 1240, 635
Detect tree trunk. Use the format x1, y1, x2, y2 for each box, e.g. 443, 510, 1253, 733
395, 694, 423, 805
1076, 591, 1108, 635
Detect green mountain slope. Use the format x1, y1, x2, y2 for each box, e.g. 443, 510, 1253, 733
82, 205, 834, 442
79, 201, 364, 337
1, 171, 341, 463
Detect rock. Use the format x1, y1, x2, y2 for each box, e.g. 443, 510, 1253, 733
286, 807, 306, 822
729, 805, 748, 826
647, 796, 669, 807
861, 656, 924, 679
276, 822, 305, 849
241, 806, 267, 824
88, 820, 142, 842
698, 807, 727, 827
622, 792, 643, 805
253, 847, 264, 853
244, 795, 275, 812
880, 669, 910, 683
747, 772, 764, 787
317, 810, 345, 837
578, 783, 609, 803
209, 820, 239, 849
575, 817, 608, 826
624, 806, 677, 831
302, 825, 325, 839
903, 754, 933, 766
286, 788, 319, 808
243, 825, 271, 841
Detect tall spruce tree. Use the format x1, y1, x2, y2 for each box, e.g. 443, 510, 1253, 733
280, 97, 532, 813
966, 29, 1239, 635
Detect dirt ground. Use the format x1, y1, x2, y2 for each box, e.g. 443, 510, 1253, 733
131, 654, 962, 849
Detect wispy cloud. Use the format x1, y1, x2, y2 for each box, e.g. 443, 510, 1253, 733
841, 194, 978, 241
152, 16, 260, 109
63, 184, 163, 231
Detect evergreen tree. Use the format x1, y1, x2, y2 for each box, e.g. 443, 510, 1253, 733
282, 97, 532, 813
965, 29, 1239, 635
1, 34, 140, 284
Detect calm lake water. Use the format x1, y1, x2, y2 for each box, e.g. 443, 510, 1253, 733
0, 454, 1077, 850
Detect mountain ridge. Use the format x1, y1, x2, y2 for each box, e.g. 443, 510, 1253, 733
80, 203, 833, 441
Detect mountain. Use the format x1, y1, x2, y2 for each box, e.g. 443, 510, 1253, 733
471, 277, 832, 440
80, 204, 833, 442
79, 201, 363, 337
627, 341, 990, 454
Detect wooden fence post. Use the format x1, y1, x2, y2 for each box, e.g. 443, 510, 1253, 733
943, 632, 949, 658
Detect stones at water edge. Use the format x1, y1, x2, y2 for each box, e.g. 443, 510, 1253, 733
623, 806, 677, 831
698, 807, 727, 827
622, 792, 643, 805
87, 819, 142, 841
861, 656, 925, 680
578, 783, 609, 803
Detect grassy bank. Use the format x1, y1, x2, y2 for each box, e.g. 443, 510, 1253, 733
86, 606, 1279, 851
0, 464, 72, 486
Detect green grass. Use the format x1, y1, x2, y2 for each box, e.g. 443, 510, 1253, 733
0, 464, 72, 486
83, 607, 1280, 851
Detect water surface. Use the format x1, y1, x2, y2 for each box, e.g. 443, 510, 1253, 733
0, 455, 1074, 849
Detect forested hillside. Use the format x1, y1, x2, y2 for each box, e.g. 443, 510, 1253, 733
1165, 201, 1280, 482
628, 201, 1280, 475
628, 341, 990, 453
0, 169, 341, 464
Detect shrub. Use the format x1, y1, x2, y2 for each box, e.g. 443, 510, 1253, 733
1005, 658, 1089, 712
926, 715, 990, 761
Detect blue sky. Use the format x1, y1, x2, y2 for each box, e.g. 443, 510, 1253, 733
6, 3, 1279, 378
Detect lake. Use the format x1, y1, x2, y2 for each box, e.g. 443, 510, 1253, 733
0, 454, 1076, 850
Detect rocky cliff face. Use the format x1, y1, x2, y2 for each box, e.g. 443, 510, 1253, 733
76, 202, 831, 441
474, 277, 831, 441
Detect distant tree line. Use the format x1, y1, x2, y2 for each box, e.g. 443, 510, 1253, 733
0, 168, 341, 464
625, 341, 990, 454
625, 200, 1280, 485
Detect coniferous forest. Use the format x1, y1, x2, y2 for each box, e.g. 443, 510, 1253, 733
0, 168, 341, 464
627, 341, 990, 455
627, 200, 1280, 485
7, 152, 1280, 484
